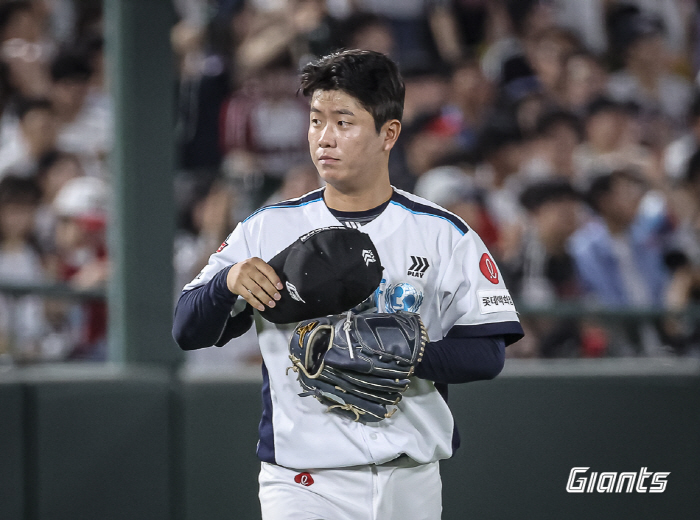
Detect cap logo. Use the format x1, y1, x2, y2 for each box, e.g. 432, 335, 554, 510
362, 250, 376, 266
286, 281, 306, 303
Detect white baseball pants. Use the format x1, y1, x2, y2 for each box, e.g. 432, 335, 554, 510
259, 457, 442, 520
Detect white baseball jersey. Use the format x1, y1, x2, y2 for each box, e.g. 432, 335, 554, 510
183, 187, 522, 469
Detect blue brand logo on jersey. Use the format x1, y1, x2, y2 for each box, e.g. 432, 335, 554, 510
384, 283, 423, 313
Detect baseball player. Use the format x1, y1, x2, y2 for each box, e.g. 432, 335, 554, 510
173, 50, 523, 520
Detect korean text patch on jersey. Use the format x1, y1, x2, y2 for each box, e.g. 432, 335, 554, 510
477, 289, 516, 314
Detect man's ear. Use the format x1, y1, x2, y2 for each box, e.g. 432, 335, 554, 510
382, 119, 402, 152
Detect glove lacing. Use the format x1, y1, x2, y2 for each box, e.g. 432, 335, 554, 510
343, 310, 355, 360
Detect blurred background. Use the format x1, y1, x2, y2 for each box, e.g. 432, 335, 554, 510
0, 1, 699, 519
1, 0, 700, 364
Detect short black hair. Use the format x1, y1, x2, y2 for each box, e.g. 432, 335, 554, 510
585, 96, 628, 118
685, 148, 700, 185
520, 179, 581, 212
0, 175, 41, 207
36, 150, 81, 179
50, 50, 93, 83
475, 113, 522, 159
688, 92, 700, 124
585, 169, 646, 213
536, 110, 582, 140
300, 49, 405, 132
16, 97, 52, 120
0, 1, 32, 40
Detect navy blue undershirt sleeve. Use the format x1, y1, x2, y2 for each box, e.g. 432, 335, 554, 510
172, 265, 254, 351
414, 335, 506, 384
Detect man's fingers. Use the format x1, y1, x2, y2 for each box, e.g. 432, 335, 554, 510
227, 258, 283, 311
246, 277, 278, 310
252, 259, 284, 292
239, 282, 269, 312
249, 269, 281, 304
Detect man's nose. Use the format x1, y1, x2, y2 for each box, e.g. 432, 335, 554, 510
318, 123, 335, 147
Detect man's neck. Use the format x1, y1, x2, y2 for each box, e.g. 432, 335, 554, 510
323, 182, 393, 212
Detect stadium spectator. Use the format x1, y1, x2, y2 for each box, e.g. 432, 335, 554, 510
573, 96, 655, 186
559, 50, 608, 116
570, 169, 669, 354
523, 27, 581, 106
33, 150, 82, 250
0, 97, 56, 179
397, 64, 450, 128
472, 114, 527, 258
501, 178, 584, 358
661, 151, 700, 354
47, 176, 109, 360
353, 0, 458, 69
263, 161, 321, 206
339, 12, 395, 59
171, 20, 230, 173
220, 53, 309, 209
522, 109, 582, 181
49, 49, 111, 177
606, 9, 693, 132
233, 0, 335, 81
442, 57, 494, 151
393, 111, 461, 192
663, 93, 700, 182
0, 0, 52, 98
414, 165, 499, 252
0, 174, 46, 360
2, 0, 700, 362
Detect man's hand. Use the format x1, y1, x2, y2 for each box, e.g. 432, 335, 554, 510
227, 258, 283, 312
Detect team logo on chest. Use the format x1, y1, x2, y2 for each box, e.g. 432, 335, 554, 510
407, 256, 430, 278
384, 282, 423, 313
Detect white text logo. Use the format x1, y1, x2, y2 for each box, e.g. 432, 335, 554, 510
566, 467, 669, 493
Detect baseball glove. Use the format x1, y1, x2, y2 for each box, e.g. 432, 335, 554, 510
287, 311, 428, 422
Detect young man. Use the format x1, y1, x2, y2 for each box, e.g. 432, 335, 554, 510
173, 50, 523, 520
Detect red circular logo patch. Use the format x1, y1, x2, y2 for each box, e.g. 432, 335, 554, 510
294, 472, 314, 486
479, 253, 499, 284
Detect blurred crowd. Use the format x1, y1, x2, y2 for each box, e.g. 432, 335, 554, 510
0, 0, 108, 363
1, 0, 700, 364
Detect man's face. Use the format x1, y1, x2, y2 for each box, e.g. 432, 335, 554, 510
20, 108, 56, 151
607, 175, 645, 225
534, 198, 580, 242
308, 89, 390, 191
53, 79, 89, 112
0, 202, 36, 240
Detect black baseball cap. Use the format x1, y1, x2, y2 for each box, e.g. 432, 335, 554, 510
263, 226, 383, 324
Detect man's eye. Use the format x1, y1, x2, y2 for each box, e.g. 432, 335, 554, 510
338, 121, 350, 127
311, 118, 320, 125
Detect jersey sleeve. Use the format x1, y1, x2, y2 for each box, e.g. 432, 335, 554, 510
437, 231, 524, 345
182, 221, 253, 291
